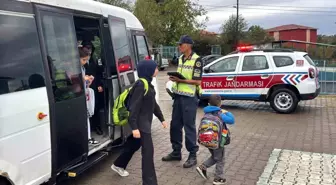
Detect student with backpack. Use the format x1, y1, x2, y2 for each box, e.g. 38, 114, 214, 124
196, 94, 235, 185
111, 60, 167, 185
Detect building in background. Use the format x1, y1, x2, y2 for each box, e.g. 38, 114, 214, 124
200, 30, 218, 37
266, 24, 317, 51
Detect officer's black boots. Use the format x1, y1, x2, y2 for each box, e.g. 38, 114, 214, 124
162, 152, 197, 168
183, 155, 197, 168
162, 152, 182, 161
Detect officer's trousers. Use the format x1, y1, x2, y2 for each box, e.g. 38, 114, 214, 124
170, 94, 199, 156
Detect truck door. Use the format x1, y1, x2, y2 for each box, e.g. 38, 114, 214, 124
202, 56, 240, 99
236, 54, 274, 99
35, 5, 88, 174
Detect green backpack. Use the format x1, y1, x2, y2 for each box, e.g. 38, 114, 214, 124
112, 78, 149, 126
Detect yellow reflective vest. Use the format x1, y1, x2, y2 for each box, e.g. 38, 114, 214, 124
172, 53, 201, 97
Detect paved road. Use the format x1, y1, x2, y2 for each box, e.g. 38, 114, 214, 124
65, 69, 336, 185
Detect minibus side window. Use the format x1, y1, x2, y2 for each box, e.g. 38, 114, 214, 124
110, 21, 132, 73
41, 13, 84, 102
135, 35, 149, 63
0, 13, 45, 95
109, 18, 133, 88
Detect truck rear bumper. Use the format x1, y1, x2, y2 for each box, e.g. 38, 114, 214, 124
301, 88, 320, 100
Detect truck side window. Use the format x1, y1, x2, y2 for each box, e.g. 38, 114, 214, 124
273, 56, 294, 67
242, 55, 269, 71
209, 57, 239, 73
0, 13, 45, 95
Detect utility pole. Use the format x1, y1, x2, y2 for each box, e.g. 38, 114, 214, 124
236, 0, 239, 47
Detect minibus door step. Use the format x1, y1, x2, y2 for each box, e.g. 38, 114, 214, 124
65, 151, 108, 178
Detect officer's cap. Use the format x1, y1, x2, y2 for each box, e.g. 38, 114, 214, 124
178, 35, 194, 45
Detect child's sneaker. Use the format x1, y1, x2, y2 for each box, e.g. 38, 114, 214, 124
213, 178, 226, 185
196, 165, 207, 179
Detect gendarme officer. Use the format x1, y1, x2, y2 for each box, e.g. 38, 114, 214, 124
162, 35, 202, 168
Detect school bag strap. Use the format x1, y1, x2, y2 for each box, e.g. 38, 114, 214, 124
216, 110, 231, 146
216, 111, 228, 130
139, 78, 149, 95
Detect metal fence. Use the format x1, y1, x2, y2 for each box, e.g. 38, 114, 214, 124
211, 45, 221, 55
152, 46, 178, 60
314, 60, 336, 94
161, 46, 179, 60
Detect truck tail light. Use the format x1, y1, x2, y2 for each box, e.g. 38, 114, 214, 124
308, 68, 315, 79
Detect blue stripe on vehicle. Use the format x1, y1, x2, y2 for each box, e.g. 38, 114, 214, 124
284, 75, 291, 85
295, 75, 301, 84
203, 72, 307, 77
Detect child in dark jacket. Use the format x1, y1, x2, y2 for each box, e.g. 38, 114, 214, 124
111, 60, 167, 185
196, 94, 235, 185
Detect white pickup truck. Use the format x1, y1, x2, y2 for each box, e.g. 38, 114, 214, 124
151, 54, 169, 70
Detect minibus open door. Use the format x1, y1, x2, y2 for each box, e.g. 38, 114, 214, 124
34, 4, 88, 178
99, 16, 134, 145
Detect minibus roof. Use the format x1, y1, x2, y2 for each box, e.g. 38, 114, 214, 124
27, 0, 144, 30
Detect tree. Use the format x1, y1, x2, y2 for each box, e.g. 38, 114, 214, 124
220, 14, 248, 53
97, 0, 134, 12
244, 25, 274, 44
317, 34, 336, 45
134, 0, 207, 46
133, 0, 164, 45
192, 32, 219, 56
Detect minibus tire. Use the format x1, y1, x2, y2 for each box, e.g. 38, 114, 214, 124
0, 177, 11, 185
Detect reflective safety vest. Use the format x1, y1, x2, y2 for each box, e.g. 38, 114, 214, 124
172, 53, 200, 97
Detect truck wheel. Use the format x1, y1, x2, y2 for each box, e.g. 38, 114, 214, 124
160, 67, 165, 71
270, 88, 298, 114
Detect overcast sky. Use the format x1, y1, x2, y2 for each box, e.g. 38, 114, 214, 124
195, 0, 336, 35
